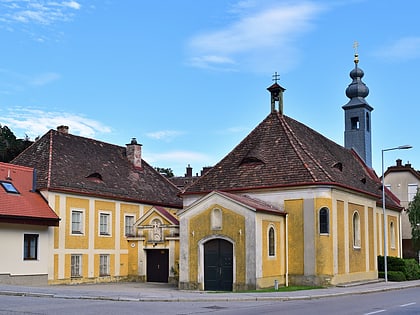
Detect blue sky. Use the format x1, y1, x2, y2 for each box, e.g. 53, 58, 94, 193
0, 0, 418, 176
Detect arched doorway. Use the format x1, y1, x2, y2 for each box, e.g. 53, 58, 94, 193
204, 239, 233, 291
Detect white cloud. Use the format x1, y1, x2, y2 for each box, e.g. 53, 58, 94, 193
0, 0, 83, 29
187, 1, 325, 72
374, 37, 420, 61
146, 130, 185, 141
0, 107, 111, 140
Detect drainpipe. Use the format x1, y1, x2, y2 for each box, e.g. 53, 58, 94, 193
285, 214, 289, 287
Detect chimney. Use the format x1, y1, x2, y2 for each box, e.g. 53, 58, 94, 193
57, 125, 69, 134
185, 164, 192, 177
396, 159, 402, 167
126, 138, 142, 169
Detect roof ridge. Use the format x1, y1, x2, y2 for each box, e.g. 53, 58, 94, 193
279, 114, 334, 182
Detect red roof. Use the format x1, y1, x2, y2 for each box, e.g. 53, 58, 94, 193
0, 162, 59, 226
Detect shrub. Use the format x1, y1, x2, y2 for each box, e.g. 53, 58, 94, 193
387, 271, 406, 282
377, 256, 405, 273
404, 259, 420, 280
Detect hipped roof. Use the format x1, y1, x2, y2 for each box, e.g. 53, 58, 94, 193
12, 129, 182, 208
184, 112, 401, 210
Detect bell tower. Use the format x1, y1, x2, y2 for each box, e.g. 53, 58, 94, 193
342, 44, 373, 167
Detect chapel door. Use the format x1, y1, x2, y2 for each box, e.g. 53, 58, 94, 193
204, 239, 233, 291
146, 249, 169, 283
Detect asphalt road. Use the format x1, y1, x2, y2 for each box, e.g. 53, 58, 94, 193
0, 286, 419, 315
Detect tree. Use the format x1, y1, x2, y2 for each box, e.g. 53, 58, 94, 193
407, 188, 420, 262
0, 125, 33, 162
154, 167, 174, 178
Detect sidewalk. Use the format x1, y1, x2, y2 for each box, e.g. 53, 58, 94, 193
0, 280, 420, 302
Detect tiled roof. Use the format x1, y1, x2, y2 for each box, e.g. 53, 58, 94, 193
0, 162, 59, 226
216, 191, 285, 216
12, 130, 182, 208
183, 112, 400, 210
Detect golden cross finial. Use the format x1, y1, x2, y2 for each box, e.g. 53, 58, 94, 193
353, 41, 359, 64
353, 41, 359, 55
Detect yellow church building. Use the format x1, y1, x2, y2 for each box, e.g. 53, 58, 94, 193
178, 54, 403, 290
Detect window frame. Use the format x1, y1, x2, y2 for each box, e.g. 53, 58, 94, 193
124, 215, 135, 237
353, 211, 361, 249
71, 254, 82, 278
99, 211, 112, 236
23, 234, 38, 260
71, 209, 84, 235
0, 181, 19, 194
268, 225, 276, 257
319, 207, 330, 235
99, 254, 110, 276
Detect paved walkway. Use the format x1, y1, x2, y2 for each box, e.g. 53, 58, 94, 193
0, 280, 420, 302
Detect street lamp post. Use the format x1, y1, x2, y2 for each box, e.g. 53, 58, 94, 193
382, 145, 412, 282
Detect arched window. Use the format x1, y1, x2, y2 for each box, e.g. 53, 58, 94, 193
390, 221, 396, 249
268, 226, 275, 257
319, 207, 329, 234
353, 211, 361, 248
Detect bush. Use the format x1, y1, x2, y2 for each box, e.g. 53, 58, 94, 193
377, 256, 420, 281
404, 259, 420, 280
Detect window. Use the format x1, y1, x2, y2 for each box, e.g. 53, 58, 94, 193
351, 116, 360, 130
0, 181, 19, 194
125, 215, 135, 236
268, 226, 275, 257
71, 254, 82, 277
390, 221, 396, 249
353, 211, 361, 248
71, 210, 83, 234
366, 112, 370, 132
99, 213, 110, 235
408, 184, 418, 202
319, 207, 329, 234
99, 254, 110, 276
23, 234, 38, 260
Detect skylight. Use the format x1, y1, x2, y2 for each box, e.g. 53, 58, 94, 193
0, 181, 19, 194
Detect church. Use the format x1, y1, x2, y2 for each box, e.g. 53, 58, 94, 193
178, 53, 403, 290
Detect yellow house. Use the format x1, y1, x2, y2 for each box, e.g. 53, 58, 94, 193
12, 128, 182, 284
179, 55, 403, 290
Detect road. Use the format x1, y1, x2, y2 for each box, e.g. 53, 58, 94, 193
0, 287, 419, 315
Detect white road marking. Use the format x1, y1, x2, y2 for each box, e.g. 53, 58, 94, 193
364, 310, 386, 315
400, 302, 416, 307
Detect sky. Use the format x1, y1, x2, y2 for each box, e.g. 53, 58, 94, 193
0, 0, 419, 177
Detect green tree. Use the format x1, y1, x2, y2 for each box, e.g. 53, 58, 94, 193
407, 188, 420, 261
155, 167, 174, 178
0, 125, 33, 162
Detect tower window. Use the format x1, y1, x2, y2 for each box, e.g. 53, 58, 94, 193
366, 113, 370, 132
351, 117, 360, 130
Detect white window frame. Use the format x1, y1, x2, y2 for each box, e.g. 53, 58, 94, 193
268, 225, 276, 257
71, 209, 84, 235
124, 215, 135, 237
408, 184, 418, 202
319, 207, 330, 235
71, 254, 82, 278
353, 211, 361, 249
390, 221, 396, 249
99, 254, 110, 276
99, 211, 112, 236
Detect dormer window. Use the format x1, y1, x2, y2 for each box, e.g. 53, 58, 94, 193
0, 181, 19, 194
86, 172, 103, 183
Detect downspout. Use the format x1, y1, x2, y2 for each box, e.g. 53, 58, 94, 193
399, 211, 403, 258
285, 213, 289, 287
